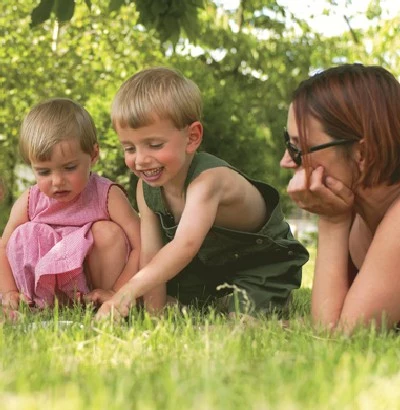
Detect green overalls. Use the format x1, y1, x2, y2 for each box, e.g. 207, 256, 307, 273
143, 152, 309, 315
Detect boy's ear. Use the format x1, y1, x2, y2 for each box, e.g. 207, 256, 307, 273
186, 121, 203, 154
90, 143, 100, 165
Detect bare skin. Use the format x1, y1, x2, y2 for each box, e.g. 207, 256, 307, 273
1, 140, 140, 312
280, 105, 400, 333
95, 119, 269, 319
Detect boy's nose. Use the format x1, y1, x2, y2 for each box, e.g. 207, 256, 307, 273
280, 150, 298, 169
135, 151, 150, 168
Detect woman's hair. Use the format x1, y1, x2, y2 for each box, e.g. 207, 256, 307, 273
292, 63, 400, 187
111, 67, 202, 130
19, 98, 98, 164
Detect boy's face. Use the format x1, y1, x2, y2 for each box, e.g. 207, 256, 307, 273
116, 118, 194, 187
31, 139, 98, 202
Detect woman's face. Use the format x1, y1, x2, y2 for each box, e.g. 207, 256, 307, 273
280, 104, 356, 187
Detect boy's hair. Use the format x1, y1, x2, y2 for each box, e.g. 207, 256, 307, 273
292, 63, 400, 187
19, 98, 98, 164
111, 67, 202, 130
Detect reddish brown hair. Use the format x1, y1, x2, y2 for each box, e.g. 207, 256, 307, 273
292, 64, 400, 187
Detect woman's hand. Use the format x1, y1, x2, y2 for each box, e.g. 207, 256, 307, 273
287, 166, 354, 222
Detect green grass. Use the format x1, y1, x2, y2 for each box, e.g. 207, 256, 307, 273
2, 246, 400, 410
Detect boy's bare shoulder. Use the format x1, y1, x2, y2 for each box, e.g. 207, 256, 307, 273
189, 167, 268, 231
194, 166, 253, 192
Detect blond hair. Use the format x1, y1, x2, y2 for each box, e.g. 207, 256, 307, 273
111, 67, 202, 129
19, 98, 98, 164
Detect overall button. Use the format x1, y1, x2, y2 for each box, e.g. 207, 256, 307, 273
288, 250, 294, 256
255, 238, 263, 245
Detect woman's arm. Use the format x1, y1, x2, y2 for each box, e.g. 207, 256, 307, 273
337, 203, 400, 331
288, 166, 400, 332
286, 167, 357, 330
311, 216, 353, 329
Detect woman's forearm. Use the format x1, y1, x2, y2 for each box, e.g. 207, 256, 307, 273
311, 216, 353, 329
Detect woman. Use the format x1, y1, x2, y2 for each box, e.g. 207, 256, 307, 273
280, 63, 400, 332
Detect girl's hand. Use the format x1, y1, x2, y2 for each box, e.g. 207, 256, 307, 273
83, 289, 115, 306
287, 166, 354, 222
94, 283, 136, 321
2, 290, 20, 310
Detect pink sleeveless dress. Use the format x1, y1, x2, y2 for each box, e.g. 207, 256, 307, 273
6, 173, 126, 308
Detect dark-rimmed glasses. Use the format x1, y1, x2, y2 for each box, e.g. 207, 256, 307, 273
284, 129, 357, 166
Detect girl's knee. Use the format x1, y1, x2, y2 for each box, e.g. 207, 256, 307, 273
91, 221, 126, 249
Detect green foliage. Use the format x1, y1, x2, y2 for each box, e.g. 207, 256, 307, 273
31, 0, 54, 26
55, 0, 76, 22
3, 0, 400, 230
366, 0, 382, 20
29, 0, 205, 45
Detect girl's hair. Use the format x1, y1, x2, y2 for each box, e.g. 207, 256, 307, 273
111, 67, 202, 130
292, 63, 400, 187
19, 98, 98, 164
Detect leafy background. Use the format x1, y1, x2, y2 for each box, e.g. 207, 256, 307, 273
1, 0, 399, 229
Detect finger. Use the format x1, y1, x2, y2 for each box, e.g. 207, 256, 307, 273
308, 166, 326, 192
83, 292, 97, 303
287, 168, 308, 192
325, 176, 354, 204
4, 294, 20, 311
94, 303, 112, 321
115, 299, 131, 318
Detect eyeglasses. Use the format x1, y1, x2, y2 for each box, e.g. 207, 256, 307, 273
284, 129, 357, 166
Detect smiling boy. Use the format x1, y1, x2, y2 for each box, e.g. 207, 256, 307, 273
96, 67, 309, 319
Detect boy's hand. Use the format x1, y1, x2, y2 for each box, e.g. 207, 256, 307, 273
94, 283, 136, 320
83, 289, 115, 306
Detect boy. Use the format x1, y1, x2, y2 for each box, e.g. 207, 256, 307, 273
96, 67, 308, 319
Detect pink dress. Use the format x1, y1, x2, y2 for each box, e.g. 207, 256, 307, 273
6, 173, 127, 308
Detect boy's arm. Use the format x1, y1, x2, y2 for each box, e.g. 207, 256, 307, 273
136, 180, 167, 311
95, 173, 221, 319
0, 190, 30, 309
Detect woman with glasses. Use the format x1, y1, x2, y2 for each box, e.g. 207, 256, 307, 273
280, 63, 400, 333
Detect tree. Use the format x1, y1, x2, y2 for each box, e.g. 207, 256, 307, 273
29, 0, 205, 45
3, 0, 400, 231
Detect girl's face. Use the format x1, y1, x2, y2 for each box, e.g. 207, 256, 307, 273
280, 104, 356, 186
31, 139, 98, 202
116, 118, 196, 188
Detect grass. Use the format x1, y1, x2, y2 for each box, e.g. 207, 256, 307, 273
2, 246, 400, 410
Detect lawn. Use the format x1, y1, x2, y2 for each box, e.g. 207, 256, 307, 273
1, 245, 400, 410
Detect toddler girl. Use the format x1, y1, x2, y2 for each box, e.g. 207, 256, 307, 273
0, 98, 141, 311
